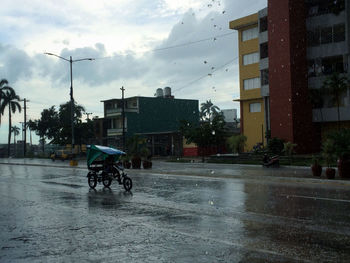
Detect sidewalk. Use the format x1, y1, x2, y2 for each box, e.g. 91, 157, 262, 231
2, 158, 350, 186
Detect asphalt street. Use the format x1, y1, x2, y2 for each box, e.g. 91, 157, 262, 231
0, 159, 350, 262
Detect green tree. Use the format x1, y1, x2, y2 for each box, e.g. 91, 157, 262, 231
29, 106, 60, 151
0, 89, 22, 157
322, 72, 348, 129
11, 125, 20, 144
180, 114, 227, 162
57, 101, 85, 145
0, 79, 14, 125
200, 99, 220, 121
11, 125, 20, 155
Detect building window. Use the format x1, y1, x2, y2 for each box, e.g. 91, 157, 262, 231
307, 29, 320, 47
320, 26, 333, 44
309, 56, 347, 77
244, 77, 260, 90
243, 52, 259, 65
250, 103, 261, 113
307, 0, 345, 17
261, 69, 269, 86
242, 27, 258, 41
260, 43, 268, 59
259, 17, 268, 33
333, 24, 346, 42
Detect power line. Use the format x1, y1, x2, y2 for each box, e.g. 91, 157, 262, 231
173, 56, 238, 93
94, 31, 235, 60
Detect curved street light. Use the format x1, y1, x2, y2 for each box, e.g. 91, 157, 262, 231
44, 52, 94, 152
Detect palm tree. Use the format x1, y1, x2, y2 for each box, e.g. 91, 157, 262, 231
200, 99, 220, 121
0, 79, 14, 125
0, 89, 22, 157
11, 125, 20, 156
322, 72, 348, 129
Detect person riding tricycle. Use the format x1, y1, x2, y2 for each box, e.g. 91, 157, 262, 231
86, 145, 132, 191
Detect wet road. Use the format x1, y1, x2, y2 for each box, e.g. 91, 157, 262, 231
1, 163, 350, 262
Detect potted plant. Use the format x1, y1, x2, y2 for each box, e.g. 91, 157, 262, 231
120, 155, 131, 169
322, 139, 336, 179
326, 129, 350, 178
141, 147, 152, 169
311, 155, 322, 177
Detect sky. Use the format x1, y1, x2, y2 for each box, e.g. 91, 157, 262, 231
0, 0, 267, 144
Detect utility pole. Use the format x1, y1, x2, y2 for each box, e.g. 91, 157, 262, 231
121, 86, 126, 151
70, 56, 74, 152
20, 98, 29, 156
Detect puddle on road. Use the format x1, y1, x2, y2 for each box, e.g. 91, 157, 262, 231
41, 181, 83, 188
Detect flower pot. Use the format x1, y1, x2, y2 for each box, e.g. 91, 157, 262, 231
311, 164, 322, 177
338, 158, 350, 178
325, 167, 336, 179
142, 160, 152, 169
131, 156, 141, 169
123, 160, 131, 169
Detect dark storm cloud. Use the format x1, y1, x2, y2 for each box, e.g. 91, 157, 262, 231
0, 44, 33, 83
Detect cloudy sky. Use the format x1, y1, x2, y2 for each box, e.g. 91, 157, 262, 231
0, 0, 267, 144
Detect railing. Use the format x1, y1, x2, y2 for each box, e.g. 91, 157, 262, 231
107, 128, 124, 136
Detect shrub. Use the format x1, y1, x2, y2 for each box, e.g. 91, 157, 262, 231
227, 135, 247, 153
267, 137, 285, 155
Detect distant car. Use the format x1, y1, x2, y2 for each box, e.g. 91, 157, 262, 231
51, 150, 74, 161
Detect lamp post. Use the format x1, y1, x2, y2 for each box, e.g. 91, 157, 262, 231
44, 53, 94, 152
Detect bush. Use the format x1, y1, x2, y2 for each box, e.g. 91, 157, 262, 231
227, 135, 247, 153
267, 137, 285, 155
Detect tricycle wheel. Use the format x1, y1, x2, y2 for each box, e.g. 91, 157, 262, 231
123, 176, 132, 191
102, 174, 112, 187
88, 173, 97, 189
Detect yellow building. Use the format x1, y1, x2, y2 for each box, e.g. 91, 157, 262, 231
230, 14, 265, 151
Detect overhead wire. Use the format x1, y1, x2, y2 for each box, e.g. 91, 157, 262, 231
173, 56, 238, 93
93, 31, 235, 60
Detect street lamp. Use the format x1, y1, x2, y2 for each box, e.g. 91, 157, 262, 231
44, 52, 94, 152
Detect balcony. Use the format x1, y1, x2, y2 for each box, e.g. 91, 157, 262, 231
313, 106, 350, 122
107, 128, 124, 136
106, 107, 138, 117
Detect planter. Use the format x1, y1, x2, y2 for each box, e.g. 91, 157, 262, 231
325, 167, 336, 179
142, 160, 152, 169
131, 156, 141, 169
311, 164, 322, 177
123, 160, 131, 169
337, 157, 350, 178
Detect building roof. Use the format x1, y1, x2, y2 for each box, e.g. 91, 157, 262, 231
229, 13, 258, 30
101, 96, 198, 103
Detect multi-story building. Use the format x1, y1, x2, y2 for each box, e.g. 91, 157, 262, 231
101, 88, 199, 156
230, 0, 350, 153
230, 14, 266, 151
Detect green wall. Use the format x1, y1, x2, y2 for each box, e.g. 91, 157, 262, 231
125, 97, 199, 137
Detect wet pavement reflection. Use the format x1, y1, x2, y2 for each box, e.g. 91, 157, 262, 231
0, 163, 350, 262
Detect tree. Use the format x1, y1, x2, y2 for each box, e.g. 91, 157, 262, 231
0, 79, 14, 126
0, 89, 21, 157
11, 125, 20, 155
57, 101, 85, 145
180, 114, 227, 162
200, 99, 220, 121
11, 125, 20, 144
29, 106, 60, 151
322, 72, 348, 129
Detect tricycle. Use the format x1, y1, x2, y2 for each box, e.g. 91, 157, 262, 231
86, 145, 132, 191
